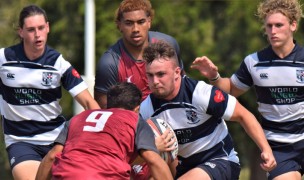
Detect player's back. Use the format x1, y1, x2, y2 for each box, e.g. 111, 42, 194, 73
52, 108, 139, 180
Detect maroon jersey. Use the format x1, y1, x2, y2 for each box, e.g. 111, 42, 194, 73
52, 108, 157, 180
95, 31, 184, 101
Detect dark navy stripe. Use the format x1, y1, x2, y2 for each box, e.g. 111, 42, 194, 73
235, 60, 254, 87
5, 44, 60, 66
257, 43, 304, 63
268, 139, 304, 150
177, 134, 234, 164
2, 62, 57, 71
3, 115, 66, 137
261, 117, 304, 134
150, 76, 197, 112
254, 61, 304, 67
0, 80, 61, 105
174, 117, 223, 145
61, 66, 83, 91
255, 86, 304, 105
206, 86, 229, 119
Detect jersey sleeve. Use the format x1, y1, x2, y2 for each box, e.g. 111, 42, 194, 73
231, 54, 256, 91
54, 120, 70, 145
94, 51, 119, 94
56, 55, 88, 97
193, 81, 236, 120
135, 115, 159, 153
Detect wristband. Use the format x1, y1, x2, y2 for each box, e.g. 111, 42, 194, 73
209, 73, 220, 82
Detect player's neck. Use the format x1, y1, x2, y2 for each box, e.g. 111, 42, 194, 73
23, 45, 44, 61
123, 40, 148, 61
272, 39, 295, 59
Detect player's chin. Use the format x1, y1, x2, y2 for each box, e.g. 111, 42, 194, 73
153, 92, 166, 99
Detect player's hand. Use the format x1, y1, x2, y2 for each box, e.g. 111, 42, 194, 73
155, 128, 176, 152
260, 151, 277, 172
191, 56, 218, 80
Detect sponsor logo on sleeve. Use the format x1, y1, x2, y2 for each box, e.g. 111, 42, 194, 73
214, 90, 225, 103
72, 69, 81, 78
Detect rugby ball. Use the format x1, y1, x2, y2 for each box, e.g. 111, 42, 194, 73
146, 117, 178, 164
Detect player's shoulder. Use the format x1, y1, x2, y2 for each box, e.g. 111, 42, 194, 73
3, 44, 22, 61
99, 39, 122, 62
148, 31, 177, 42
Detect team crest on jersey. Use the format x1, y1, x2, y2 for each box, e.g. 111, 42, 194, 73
296, 70, 304, 83
41, 72, 53, 86
186, 109, 199, 124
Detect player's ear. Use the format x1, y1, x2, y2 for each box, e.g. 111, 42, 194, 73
174, 67, 181, 80
133, 105, 140, 113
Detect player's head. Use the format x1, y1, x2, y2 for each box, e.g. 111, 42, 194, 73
257, 0, 303, 27
115, 0, 154, 23
19, 5, 48, 29
115, 0, 153, 48
143, 41, 181, 100
257, 0, 303, 48
143, 40, 179, 66
107, 82, 142, 111
18, 5, 49, 53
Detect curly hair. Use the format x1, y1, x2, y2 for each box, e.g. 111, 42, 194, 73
115, 0, 154, 23
257, 0, 303, 24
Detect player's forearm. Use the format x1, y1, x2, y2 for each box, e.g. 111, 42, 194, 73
210, 76, 232, 94
141, 150, 173, 180
238, 110, 272, 153
36, 144, 64, 180
149, 161, 173, 180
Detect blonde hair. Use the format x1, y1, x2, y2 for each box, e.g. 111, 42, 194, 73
257, 0, 303, 24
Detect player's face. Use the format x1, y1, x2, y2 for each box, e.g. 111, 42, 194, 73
264, 12, 296, 50
18, 15, 49, 58
118, 10, 151, 49
146, 58, 181, 100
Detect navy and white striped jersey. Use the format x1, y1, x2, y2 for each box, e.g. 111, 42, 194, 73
0, 43, 88, 147
231, 43, 304, 147
140, 76, 239, 166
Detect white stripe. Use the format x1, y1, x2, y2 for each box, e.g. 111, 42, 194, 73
223, 95, 236, 120
69, 81, 88, 97
0, 63, 61, 89
4, 122, 65, 147
264, 130, 304, 143
0, 97, 61, 121
258, 102, 304, 122
53, 55, 71, 74
178, 122, 228, 157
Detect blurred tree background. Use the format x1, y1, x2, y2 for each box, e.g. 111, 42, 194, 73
1, 0, 304, 180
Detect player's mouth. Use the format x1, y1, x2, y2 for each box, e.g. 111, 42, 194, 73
270, 36, 279, 41
131, 35, 142, 42
35, 40, 43, 46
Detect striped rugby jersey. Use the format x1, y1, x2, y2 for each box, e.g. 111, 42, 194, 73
231, 43, 304, 147
140, 76, 240, 166
0, 43, 87, 147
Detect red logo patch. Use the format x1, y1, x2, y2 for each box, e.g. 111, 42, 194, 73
72, 69, 80, 78
214, 90, 225, 103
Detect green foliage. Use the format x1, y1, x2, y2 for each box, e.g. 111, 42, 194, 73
1, 0, 304, 179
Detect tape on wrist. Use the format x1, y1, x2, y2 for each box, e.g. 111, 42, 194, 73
209, 73, 220, 82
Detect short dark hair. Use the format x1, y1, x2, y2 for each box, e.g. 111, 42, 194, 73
107, 82, 142, 110
19, 5, 48, 28
143, 40, 179, 66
